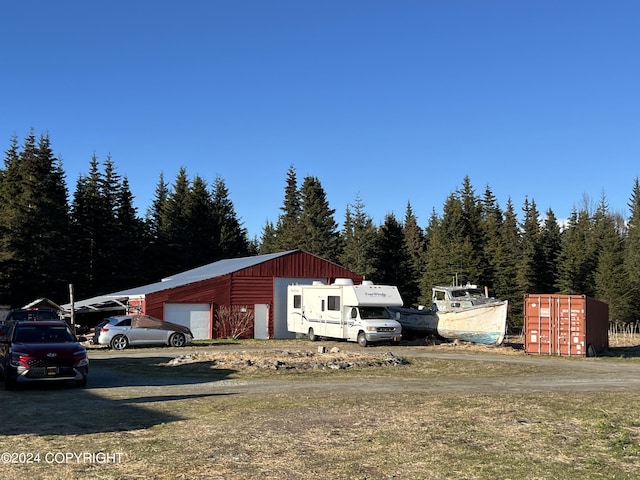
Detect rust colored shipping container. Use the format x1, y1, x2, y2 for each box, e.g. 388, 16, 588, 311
524, 294, 609, 357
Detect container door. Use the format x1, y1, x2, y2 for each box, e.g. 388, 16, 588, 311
525, 295, 587, 356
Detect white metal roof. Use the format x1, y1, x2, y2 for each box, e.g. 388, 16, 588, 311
61, 250, 297, 313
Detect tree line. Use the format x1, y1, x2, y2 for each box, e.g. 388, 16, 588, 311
262, 167, 640, 328
0, 131, 254, 308
1, 132, 639, 329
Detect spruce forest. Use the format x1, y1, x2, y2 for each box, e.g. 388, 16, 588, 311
1, 132, 639, 330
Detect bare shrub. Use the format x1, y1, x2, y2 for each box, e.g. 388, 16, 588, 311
215, 305, 254, 339
610, 321, 640, 346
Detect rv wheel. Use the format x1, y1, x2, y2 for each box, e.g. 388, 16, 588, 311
357, 332, 368, 347
308, 328, 317, 342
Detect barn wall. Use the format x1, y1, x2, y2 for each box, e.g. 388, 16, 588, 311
229, 276, 273, 305
145, 276, 231, 319
233, 250, 363, 281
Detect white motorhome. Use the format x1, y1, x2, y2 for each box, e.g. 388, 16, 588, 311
287, 279, 403, 347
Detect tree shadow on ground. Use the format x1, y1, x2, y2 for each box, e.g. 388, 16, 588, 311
601, 345, 640, 358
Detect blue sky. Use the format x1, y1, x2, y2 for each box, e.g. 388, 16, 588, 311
2, 1, 638, 239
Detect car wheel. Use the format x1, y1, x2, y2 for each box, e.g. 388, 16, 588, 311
170, 333, 186, 347
357, 331, 368, 347
308, 328, 317, 342
110, 335, 128, 350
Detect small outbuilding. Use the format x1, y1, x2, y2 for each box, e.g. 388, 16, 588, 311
62, 250, 363, 340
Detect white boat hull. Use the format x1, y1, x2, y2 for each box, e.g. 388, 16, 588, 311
392, 300, 508, 346
435, 300, 508, 345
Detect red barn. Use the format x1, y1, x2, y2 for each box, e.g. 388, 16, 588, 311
63, 250, 363, 340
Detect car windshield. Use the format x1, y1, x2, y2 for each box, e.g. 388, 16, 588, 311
14, 325, 75, 343
358, 307, 392, 320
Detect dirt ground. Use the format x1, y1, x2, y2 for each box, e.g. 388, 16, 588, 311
84, 334, 640, 395
3, 336, 640, 480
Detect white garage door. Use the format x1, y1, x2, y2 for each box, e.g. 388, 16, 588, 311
164, 303, 211, 340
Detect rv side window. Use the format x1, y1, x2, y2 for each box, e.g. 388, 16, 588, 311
293, 295, 301, 309
327, 296, 340, 311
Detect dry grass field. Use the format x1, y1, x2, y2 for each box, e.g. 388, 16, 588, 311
1, 335, 639, 479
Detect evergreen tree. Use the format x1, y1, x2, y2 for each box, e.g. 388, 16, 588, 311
421, 209, 448, 305
144, 172, 170, 280
99, 155, 127, 292
113, 176, 147, 288
623, 178, 640, 323
298, 176, 341, 262
420, 209, 450, 305
458, 177, 486, 282
372, 213, 420, 306
259, 220, 279, 254
70, 155, 105, 296
161, 167, 192, 272
480, 185, 504, 294
211, 176, 252, 259
494, 199, 523, 328
438, 189, 481, 285
0, 136, 20, 302
34, 134, 72, 301
275, 165, 304, 250
538, 209, 562, 293
518, 197, 542, 294
403, 202, 426, 280
339, 195, 378, 278
146, 172, 169, 239
0, 132, 70, 306
423, 178, 489, 287
70, 154, 139, 297
593, 196, 628, 323
102, 155, 120, 224
555, 207, 596, 296
185, 175, 217, 265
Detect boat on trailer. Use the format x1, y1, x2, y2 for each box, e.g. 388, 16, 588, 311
390, 283, 508, 346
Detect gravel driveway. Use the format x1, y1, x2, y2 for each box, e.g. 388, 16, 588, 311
84, 342, 640, 396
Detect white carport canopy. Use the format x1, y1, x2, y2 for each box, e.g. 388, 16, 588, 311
59, 294, 142, 315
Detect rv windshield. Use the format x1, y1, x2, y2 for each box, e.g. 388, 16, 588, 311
358, 307, 392, 320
